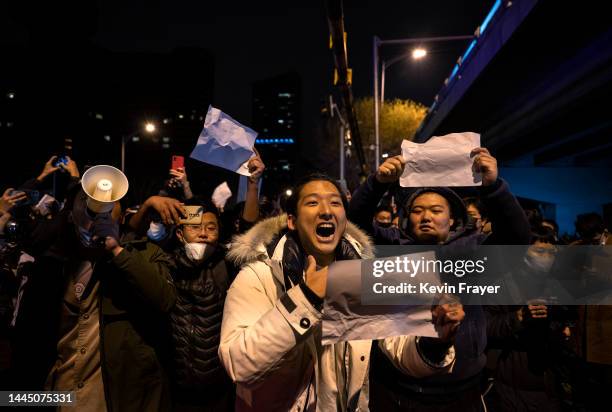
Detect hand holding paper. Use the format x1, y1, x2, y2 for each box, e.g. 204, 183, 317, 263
470, 147, 498, 186
400, 132, 482, 187
376, 155, 406, 184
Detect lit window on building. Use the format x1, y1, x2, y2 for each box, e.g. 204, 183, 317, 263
178, 114, 184, 119
132, 136, 140, 142
278, 119, 285, 124
7, 92, 15, 99
163, 118, 170, 124
162, 137, 170, 143
278, 93, 293, 98
103, 135, 111, 142
6, 122, 14, 128
95, 113, 103, 120
162, 143, 170, 149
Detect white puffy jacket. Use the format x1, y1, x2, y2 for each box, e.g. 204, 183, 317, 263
220, 215, 455, 411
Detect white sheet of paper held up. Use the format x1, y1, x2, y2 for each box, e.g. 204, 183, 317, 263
400, 132, 482, 187
190, 105, 257, 176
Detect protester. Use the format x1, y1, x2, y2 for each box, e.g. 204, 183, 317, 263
464, 196, 491, 235
374, 205, 394, 228
169, 204, 235, 411
484, 226, 569, 412
219, 173, 463, 411
10, 164, 177, 412
167, 152, 264, 411
349, 148, 530, 411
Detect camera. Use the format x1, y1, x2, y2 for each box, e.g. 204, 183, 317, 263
53, 155, 69, 168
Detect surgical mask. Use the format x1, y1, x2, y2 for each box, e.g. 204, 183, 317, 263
524, 254, 555, 274
184, 242, 208, 262
147, 221, 167, 241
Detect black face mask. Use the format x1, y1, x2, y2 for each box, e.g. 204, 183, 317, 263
377, 221, 392, 229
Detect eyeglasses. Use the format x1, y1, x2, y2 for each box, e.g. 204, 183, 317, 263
183, 224, 218, 233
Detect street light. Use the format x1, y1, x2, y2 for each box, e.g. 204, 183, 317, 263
145, 122, 156, 133
412, 48, 427, 60
372, 35, 473, 169
121, 122, 158, 173
381, 47, 428, 108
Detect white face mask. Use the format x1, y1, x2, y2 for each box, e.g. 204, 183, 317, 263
147, 221, 167, 241
524, 254, 555, 274
184, 242, 208, 262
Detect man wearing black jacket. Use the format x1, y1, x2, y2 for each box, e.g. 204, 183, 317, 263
348, 147, 530, 411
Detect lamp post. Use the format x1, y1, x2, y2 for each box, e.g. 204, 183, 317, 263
121, 122, 157, 173
381, 48, 427, 107
372, 35, 473, 169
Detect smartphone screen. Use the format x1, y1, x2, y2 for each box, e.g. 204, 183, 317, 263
171, 155, 185, 170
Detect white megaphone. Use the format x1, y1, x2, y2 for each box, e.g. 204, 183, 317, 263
81, 165, 129, 214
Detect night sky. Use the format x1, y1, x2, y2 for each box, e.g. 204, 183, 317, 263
2, 0, 493, 126
1, 1, 493, 195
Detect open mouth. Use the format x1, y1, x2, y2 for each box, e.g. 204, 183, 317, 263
315, 222, 336, 242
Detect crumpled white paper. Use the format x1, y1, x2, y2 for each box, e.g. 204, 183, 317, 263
322, 258, 438, 345
190, 105, 257, 176
211, 181, 233, 210
400, 132, 481, 187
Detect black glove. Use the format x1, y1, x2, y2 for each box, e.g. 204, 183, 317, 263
92, 213, 120, 244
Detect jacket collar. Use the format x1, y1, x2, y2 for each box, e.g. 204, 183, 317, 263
227, 214, 375, 286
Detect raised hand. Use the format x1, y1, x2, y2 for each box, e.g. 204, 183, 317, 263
375, 155, 406, 184
471, 147, 498, 186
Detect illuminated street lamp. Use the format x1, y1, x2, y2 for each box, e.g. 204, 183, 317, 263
372, 35, 473, 169
412, 48, 427, 60
121, 122, 158, 172
381, 47, 429, 108
145, 122, 156, 133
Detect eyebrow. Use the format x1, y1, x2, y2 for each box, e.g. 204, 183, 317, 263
412, 204, 446, 208
302, 192, 342, 200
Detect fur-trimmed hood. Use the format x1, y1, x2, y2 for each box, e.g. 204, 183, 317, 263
227, 214, 375, 268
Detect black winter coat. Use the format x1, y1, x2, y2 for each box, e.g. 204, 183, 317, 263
169, 246, 234, 392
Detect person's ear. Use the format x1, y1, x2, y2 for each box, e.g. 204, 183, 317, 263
449, 218, 455, 228
287, 214, 296, 230
176, 227, 185, 243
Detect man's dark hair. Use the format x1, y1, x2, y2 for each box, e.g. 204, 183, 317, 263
530, 225, 557, 245
375, 205, 394, 216
285, 173, 348, 217
542, 218, 559, 234
575, 212, 605, 239
463, 197, 488, 219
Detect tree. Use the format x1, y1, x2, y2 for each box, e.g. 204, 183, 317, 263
354, 97, 427, 167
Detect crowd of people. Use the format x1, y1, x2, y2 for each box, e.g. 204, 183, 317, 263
0, 147, 610, 412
